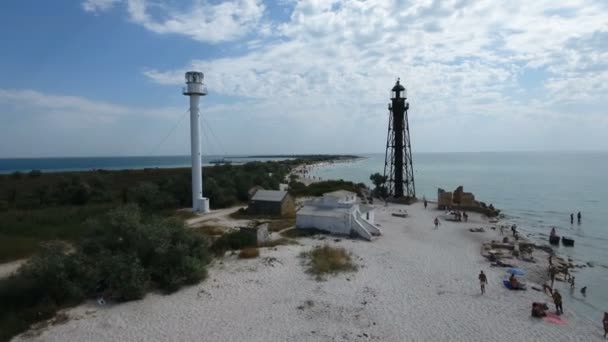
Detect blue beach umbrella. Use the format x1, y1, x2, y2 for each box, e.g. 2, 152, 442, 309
507, 268, 526, 276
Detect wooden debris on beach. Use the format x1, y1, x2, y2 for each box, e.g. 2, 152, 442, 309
469, 227, 485, 233
391, 213, 407, 218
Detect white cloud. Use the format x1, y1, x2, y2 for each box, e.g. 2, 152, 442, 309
82, 0, 121, 12
75, 0, 608, 154
83, 0, 266, 43
143, 1, 608, 111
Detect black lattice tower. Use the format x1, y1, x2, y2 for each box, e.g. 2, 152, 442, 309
383, 79, 416, 199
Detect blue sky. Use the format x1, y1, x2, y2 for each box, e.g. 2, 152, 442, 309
1, 0, 607, 157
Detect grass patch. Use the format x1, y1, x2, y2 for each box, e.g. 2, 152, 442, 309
300, 245, 357, 281
260, 238, 299, 248
170, 210, 199, 221
210, 230, 257, 256
280, 228, 326, 239
266, 218, 296, 232
193, 225, 226, 236
238, 247, 260, 259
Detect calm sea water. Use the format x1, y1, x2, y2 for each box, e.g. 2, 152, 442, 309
0, 156, 290, 174
310, 152, 608, 323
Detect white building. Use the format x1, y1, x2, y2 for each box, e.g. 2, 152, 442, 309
296, 190, 380, 241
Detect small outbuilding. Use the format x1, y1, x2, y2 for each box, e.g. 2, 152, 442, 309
248, 190, 295, 217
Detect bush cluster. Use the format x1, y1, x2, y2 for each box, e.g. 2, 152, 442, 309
0, 205, 210, 342
210, 230, 257, 256
288, 179, 366, 198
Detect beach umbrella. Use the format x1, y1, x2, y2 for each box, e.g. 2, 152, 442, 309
507, 268, 526, 276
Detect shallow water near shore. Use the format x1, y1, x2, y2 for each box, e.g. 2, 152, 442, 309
310, 151, 608, 324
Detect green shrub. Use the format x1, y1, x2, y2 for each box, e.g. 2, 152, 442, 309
0, 205, 211, 341
211, 230, 257, 256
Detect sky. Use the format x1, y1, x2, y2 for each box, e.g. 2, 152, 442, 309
0, 0, 607, 157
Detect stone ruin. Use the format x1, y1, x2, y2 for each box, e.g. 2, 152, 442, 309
437, 185, 499, 217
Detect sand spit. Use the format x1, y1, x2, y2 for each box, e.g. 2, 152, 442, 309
13, 203, 603, 341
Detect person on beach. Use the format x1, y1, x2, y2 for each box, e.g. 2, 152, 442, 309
463, 212, 468, 222
602, 312, 607, 338
570, 213, 574, 224
511, 225, 517, 237
424, 199, 428, 209
581, 286, 587, 296
569, 276, 575, 289
577, 211, 581, 224
478, 271, 487, 294
553, 290, 563, 315
434, 217, 439, 229
550, 267, 556, 288
550, 227, 556, 236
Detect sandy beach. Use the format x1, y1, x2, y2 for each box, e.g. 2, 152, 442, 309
290, 157, 364, 186
11, 202, 603, 341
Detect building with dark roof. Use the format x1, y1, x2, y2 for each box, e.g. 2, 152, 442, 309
248, 190, 295, 217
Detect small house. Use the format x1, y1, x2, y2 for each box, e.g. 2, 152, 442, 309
248, 190, 295, 217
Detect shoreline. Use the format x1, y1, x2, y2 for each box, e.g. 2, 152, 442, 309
12, 202, 603, 341
290, 156, 367, 185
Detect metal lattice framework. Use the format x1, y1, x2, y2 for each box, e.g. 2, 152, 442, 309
383, 79, 416, 199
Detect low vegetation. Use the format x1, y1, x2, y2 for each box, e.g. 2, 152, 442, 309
193, 225, 226, 236
280, 228, 327, 239
210, 230, 257, 256
0, 155, 360, 341
0, 205, 210, 342
0, 156, 352, 262
260, 238, 299, 248
238, 247, 260, 259
300, 245, 357, 281
288, 179, 367, 198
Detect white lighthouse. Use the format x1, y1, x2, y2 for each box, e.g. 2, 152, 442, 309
183, 71, 210, 212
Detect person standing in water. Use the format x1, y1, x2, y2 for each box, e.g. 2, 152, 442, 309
478, 271, 487, 294
570, 213, 574, 224
577, 211, 581, 224
424, 199, 428, 209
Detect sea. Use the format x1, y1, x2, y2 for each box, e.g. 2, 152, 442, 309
0, 152, 606, 323
309, 152, 608, 324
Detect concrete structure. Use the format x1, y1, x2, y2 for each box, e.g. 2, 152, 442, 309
248, 190, 295, 217
183, 71, 209, 212
239, 223, 270, 245
296, 190, 381, 241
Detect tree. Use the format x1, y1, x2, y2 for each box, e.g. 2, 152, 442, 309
369, 173, 388, 199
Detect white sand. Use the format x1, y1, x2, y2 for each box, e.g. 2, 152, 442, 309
13, 203, 603, 341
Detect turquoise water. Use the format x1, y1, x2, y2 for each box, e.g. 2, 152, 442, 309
311, 152, 608, 323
